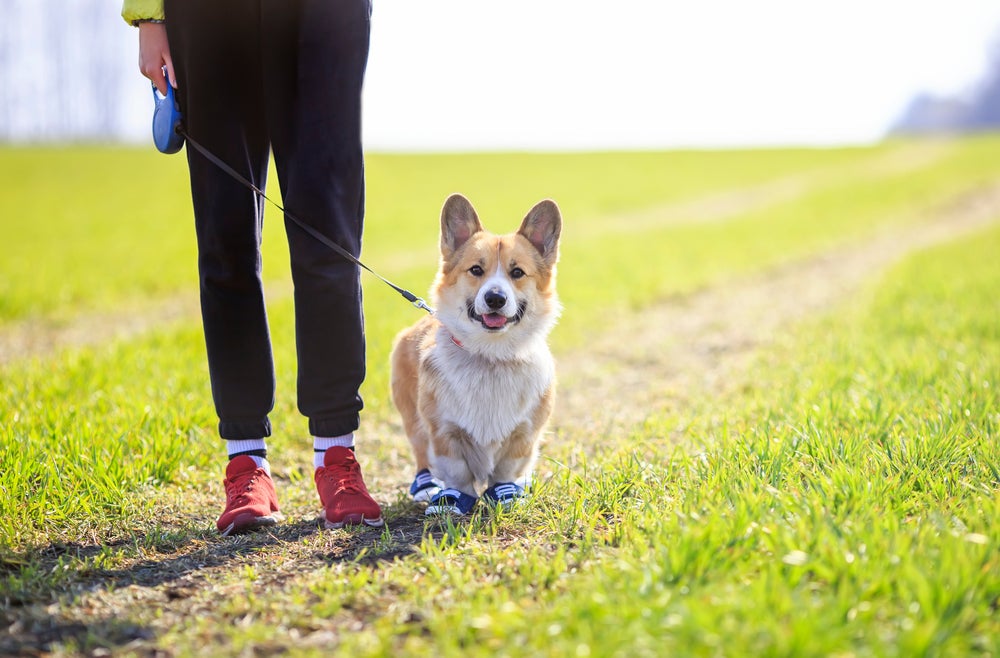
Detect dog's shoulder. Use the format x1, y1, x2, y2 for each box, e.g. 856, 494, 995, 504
390, 314, 441, 378
393, 315, 438, 349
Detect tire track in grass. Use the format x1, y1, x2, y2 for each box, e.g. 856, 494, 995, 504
364, 180, 1000, 496
572, 139, 955, 238
551, 182, 1000, 443
0, 141, 953, 366
0, 283, 289, 366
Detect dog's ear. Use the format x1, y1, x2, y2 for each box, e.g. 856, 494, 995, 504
518, 199, 561, 265
440, 193, 484, 259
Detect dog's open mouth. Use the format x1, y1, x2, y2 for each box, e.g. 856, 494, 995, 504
468, 301, 526, 331
481, 313, 509, 329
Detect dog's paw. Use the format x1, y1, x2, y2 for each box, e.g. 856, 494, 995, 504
483, 481, 527, 510
425, 488, 478, 516
409, 468, 443, 503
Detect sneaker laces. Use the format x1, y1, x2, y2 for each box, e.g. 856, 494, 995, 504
318, 454, 365, 495
225, 471, 260, 505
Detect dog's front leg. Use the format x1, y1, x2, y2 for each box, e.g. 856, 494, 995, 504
482, 423, 537, 507
491, 441, 537, 486
424, 425, 481, 515
429, 425, 478, 496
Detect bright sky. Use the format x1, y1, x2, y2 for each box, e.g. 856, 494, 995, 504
360, 0, 1000, 150
109, 1, 1000, 151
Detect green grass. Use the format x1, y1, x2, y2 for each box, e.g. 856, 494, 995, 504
610, 225, 1000, 656
1, 137, 998, 656
250, 217, 998, 658
0, 137, 987, 327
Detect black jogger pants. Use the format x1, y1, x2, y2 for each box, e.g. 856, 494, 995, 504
164, 0, 372, 440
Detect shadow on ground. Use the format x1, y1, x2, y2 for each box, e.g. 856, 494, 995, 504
1, 500, 440, 656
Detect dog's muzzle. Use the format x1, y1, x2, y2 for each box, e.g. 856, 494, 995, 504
467, 299, 526, 330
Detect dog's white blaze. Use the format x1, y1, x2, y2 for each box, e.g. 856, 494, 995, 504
429, 330, 554, 445
474, 259, 518, 318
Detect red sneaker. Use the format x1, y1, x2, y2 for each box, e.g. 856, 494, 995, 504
315, 447, 384, 529
216, 455, 281, 536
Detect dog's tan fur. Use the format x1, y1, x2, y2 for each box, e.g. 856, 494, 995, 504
390, 194, 562, 499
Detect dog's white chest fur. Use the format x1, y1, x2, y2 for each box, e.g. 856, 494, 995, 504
427, 332, 554, 444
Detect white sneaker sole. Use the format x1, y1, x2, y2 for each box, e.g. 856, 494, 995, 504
220, 513, 280, 537
322, 514, 385, 530
412, 485, 442, 504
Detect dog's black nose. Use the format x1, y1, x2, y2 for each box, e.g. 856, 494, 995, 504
484, 289, 507, 310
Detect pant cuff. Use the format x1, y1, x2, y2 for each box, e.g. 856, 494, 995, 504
219, 418, 272, 441
309, 415, 360, 439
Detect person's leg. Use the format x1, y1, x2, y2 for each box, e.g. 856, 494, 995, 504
166, 0, 276, 443
261, 0, 371, 438
165, 0, 280, 534
260, 0, 382, 528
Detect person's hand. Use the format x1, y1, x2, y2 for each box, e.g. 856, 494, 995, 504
138, 22, 175, 95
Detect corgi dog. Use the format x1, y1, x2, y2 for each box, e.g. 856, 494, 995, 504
390, 193, 562, 515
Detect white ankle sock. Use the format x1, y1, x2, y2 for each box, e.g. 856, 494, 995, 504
227, 439, 270, 475
313, 434, 355, 468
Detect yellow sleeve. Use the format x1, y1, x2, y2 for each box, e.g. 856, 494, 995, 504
121, 0, 165, 26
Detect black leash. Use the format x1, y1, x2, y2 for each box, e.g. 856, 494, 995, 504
177, 126, 434, 315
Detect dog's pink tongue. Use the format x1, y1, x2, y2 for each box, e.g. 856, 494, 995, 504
483, 313, 508, 328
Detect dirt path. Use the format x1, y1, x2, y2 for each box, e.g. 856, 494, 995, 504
351, 180, 1000, 494
552, 182, 1000, 441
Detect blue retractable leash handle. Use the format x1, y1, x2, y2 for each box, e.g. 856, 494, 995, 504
151, 79, 184, 154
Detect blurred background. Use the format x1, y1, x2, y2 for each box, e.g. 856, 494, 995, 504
0, 0, 999, 150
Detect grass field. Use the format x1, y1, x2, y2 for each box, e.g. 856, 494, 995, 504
1, 137, 999, 656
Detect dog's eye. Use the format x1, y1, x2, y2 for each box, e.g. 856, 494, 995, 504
469, 265, 484, 277
510, 267, 526, 279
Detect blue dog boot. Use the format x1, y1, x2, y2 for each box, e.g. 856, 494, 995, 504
425, 488, 478, 516
409, 468, 442, 503
483, 481, 526, 509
